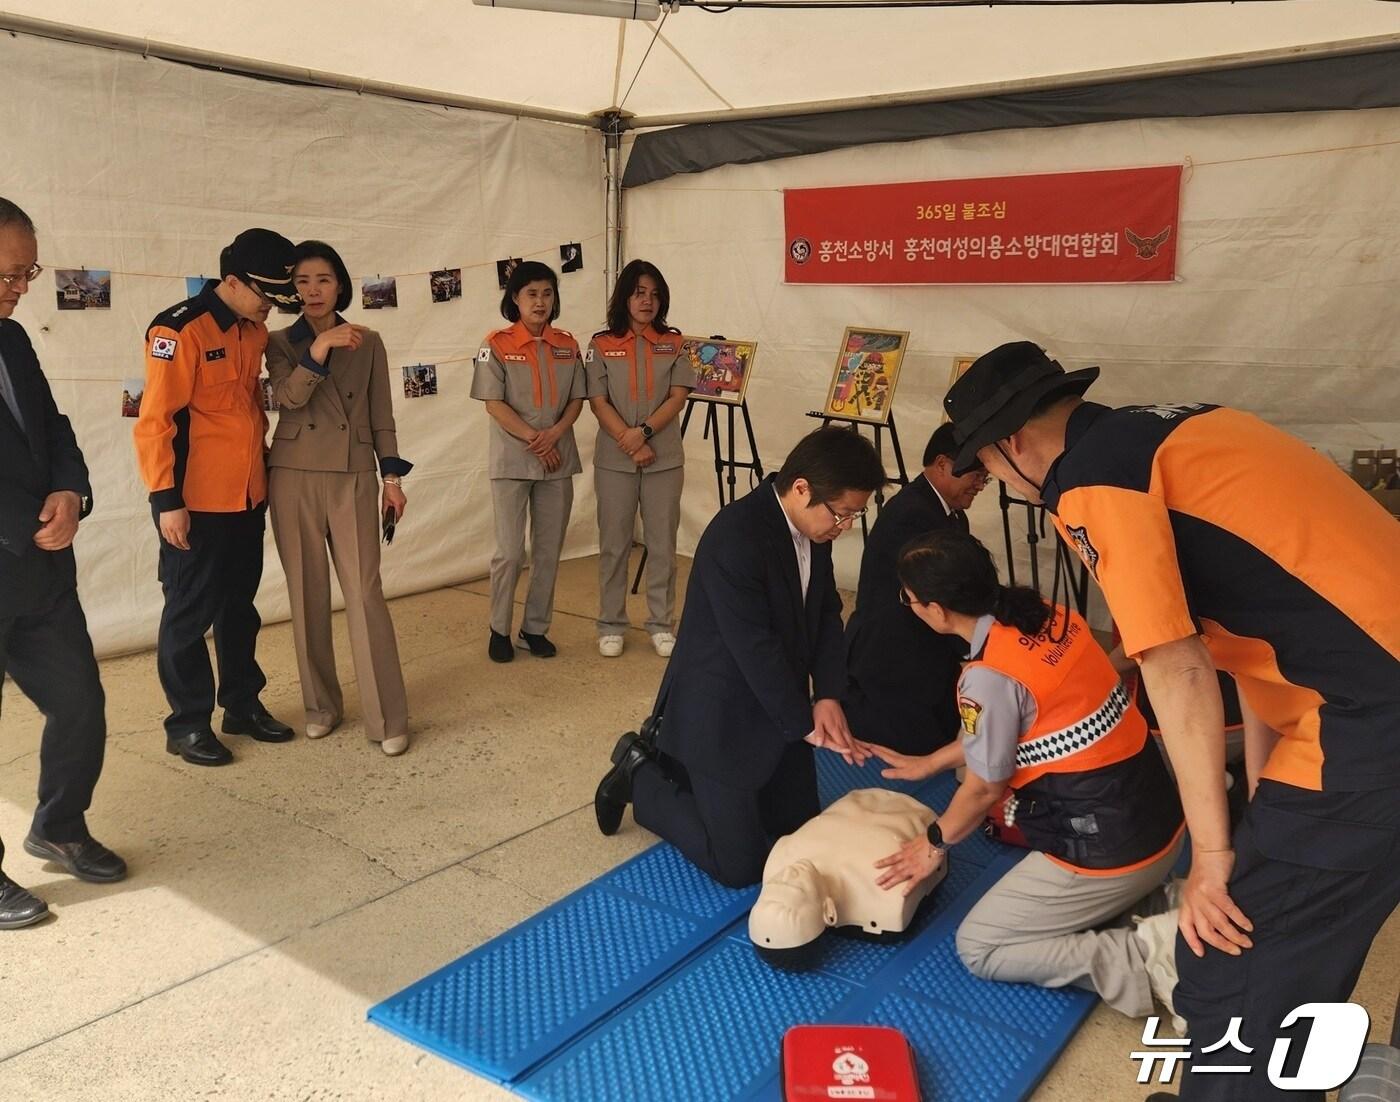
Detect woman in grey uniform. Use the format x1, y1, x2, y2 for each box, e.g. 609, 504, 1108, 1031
585, 261, 696, 657
471, 261, 585, 663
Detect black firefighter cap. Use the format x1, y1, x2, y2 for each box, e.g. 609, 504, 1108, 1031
944, 341, 1099, 475
224, 228, 299, 308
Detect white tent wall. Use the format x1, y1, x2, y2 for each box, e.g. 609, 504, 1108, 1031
0, 32, 606, 657
621, 106, 1400, 617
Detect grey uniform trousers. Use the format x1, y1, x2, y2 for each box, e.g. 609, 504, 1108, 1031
489, 477, 573, 637
595, 464, 684, 636
269, 468, 408, 742
955, 835, 1183, 1017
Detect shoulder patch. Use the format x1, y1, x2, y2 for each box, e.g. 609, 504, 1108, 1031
1064, 524, 1100, 578
958, 696, 984, 739
477, 347, 492, 363
583, 347, 595, 364
150, 336, 178, 361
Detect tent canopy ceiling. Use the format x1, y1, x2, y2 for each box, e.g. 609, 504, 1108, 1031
3, 1, 1400, 126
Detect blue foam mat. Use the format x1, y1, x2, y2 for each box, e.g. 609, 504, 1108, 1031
370, 755, 1097, 1100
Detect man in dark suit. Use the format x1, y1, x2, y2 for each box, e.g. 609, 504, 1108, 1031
593, 427, 888, 887
843, 423, 990, 754
0, 199, 125, 931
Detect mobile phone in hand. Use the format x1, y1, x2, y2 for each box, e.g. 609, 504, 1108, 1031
382, 506, 396, 545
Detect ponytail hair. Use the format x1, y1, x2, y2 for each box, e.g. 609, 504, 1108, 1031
898, 528, 1052, 637
991, 584, 1054, 637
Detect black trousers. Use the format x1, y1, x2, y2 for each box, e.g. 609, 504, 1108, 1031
1175, 780, 1400, 1101
0, 584, 107, 867
843, 678, 959, 757
154, 505, 267, 737
632, 741, 820, 888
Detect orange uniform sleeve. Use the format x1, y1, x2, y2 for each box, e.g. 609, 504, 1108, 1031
1053, 484, 1198, 660
133, 324, 198, 511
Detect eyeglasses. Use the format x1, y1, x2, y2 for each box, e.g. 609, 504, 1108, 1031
898, 589, 917, 607
0, 262, 42, 288
821, 501, 867, 527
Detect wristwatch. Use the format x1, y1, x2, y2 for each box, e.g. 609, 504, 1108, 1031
640, 422, 655, 440
925, 821, 945, 851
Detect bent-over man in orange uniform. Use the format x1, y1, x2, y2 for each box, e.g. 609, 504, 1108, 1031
945, 341, 1400, 1102
134, 229, 299, 766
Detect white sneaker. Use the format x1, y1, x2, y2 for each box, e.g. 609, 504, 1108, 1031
599, 635, 625, 658
650, 632, 676, 657
1134, 908, 1186, 1032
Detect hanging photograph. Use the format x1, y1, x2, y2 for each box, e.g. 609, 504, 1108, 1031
559, 243, 584, 274
261, 377, 276, 412
822, 327, 909, 424
362, 276, 398, 310
121, 379, 144, 418
55, 269, 111, 310
680, 337, 758, 405
403, 364, 438, 399
430, 268, 462, 303
495, 258, 523, 290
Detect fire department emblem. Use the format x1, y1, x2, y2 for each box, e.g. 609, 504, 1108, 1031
958, 697, 983, 739
1065, 524, 1099, 578
789, 237, 812, 265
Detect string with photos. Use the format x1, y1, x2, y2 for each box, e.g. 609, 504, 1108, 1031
38, 232, 606, 383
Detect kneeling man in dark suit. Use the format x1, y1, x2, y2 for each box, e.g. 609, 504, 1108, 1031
594, 427, 887, 888
843, 423, 990, 754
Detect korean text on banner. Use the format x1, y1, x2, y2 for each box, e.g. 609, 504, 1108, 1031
783, 166, 1182, 285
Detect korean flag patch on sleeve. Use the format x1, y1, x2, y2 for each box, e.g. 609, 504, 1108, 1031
150, 336, 178, 361
476, 347, 492, 364
584, 347, 595, 365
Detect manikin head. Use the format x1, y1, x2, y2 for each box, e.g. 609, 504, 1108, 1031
943, 341, 1098, 504
749, 859, 835, 969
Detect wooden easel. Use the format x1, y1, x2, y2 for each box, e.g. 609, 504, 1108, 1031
631, 394, 764, 594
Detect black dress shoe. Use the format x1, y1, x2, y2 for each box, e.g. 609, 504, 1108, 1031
0, 874, 49, 929
23, 833, 128, 883
518, 631, 557, 658
221, 707, 294, 743
595, 732, 653, 836
166, 729, 234, 766
488, 630, 515, 663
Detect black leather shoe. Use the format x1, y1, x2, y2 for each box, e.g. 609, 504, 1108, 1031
594, 732, 653, 836
0, 874, 49, 929
166, 729, 234, 766
23, 833, 128, 883
488, 630, 515, 663
518, 631, 557, 658
222, 707, 294, 743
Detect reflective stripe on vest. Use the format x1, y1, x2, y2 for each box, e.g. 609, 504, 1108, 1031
1016, 681, 1132, 770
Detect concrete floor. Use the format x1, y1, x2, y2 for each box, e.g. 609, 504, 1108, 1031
1, 553, 1395, 1101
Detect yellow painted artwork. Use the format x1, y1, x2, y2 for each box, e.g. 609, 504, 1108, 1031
822, 326, 909, 425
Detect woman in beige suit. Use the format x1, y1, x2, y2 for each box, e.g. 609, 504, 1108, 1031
265, 241, 411, 756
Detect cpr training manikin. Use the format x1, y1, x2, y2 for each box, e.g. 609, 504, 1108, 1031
749, 789, 948, 967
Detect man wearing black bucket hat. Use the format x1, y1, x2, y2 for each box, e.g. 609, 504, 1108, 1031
134, 229, 301, 767
944, 341, 1400, 1100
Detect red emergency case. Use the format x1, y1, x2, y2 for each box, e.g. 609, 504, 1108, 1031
781, 1024, 922, 1101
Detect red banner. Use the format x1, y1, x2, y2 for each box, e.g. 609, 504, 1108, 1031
783, 165, 1181, 285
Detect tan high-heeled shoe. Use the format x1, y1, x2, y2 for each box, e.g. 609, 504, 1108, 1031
381, 735, 409, 757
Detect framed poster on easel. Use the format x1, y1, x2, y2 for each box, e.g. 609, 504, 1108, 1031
821, 326, 908, 425
680, 337, 758, 405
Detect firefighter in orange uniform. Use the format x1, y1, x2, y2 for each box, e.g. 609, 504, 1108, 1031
134, 229, 299, 767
